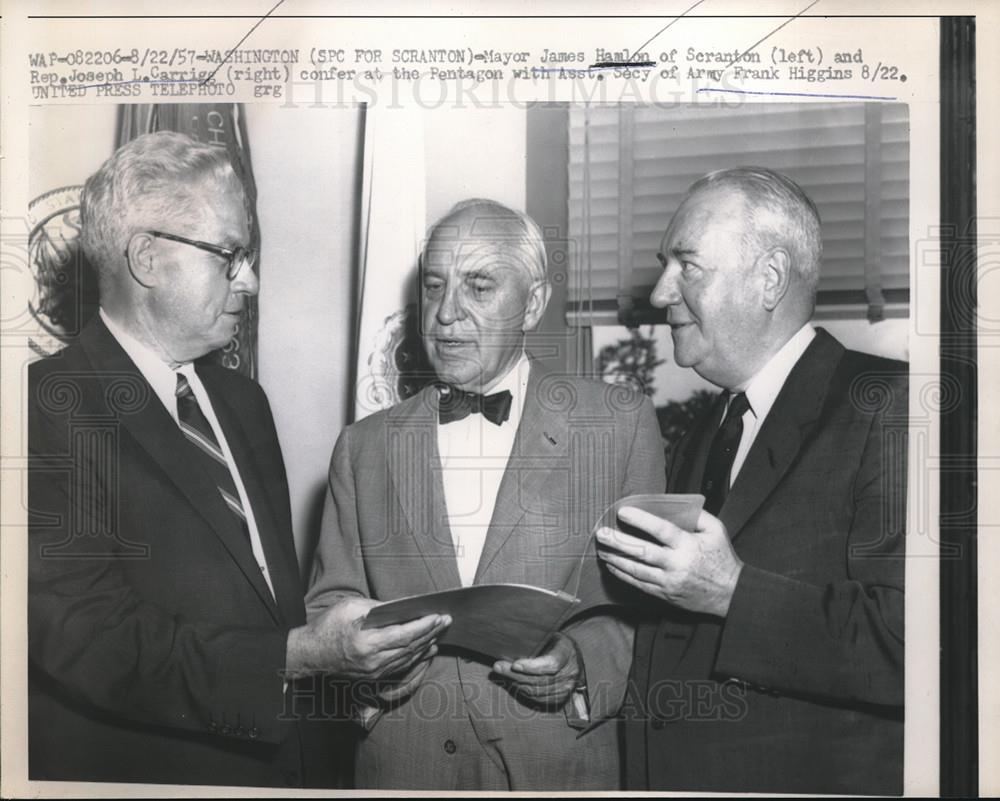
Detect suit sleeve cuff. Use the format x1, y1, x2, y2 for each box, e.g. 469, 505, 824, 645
716, 563, 822, 683
214, 627, 290, 743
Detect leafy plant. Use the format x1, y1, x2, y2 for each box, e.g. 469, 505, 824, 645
655, 390, 718, 453
596, 326, 719, 453
596, 326, 664, 397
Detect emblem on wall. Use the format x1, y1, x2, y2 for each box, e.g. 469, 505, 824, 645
27, 186, 97, 358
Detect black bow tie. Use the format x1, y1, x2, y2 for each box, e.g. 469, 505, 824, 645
437, 385, 513, 426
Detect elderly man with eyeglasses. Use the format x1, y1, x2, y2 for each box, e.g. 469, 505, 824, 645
27, 131, 447, 789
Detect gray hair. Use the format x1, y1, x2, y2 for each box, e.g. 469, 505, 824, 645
426, 198, 548, 285
80, 131, 241, 288
688, 166, 822, 295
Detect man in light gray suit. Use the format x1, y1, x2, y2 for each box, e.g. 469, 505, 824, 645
305, 199, 665, 790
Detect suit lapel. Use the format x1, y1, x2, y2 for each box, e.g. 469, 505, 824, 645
720, 329, 845, 540
473, 364, 567, 583
656, 331, 845, 650
386, 387, 464, 591
79, 319, 282, 624
202, 373, 296, 625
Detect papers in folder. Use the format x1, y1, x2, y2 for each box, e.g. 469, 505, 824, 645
362, 583, 579, 661
360, 494, 704, 661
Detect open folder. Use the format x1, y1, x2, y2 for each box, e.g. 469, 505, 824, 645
361, 493, 705, 661
363, 583, 579, 661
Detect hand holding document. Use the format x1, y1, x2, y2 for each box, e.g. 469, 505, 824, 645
572, 494, 706, 612
596, 494, 745, 618
287, 596, 450, 679
491, 632, 582, 710
363, 583, 579, 661
594, 493, 706, 534
362, 495, 706, 660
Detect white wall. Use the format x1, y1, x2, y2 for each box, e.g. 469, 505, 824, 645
247, 105, 361, 568
423, 106, 526, 226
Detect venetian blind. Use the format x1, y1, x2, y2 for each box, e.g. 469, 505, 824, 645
567, 102, 909, 325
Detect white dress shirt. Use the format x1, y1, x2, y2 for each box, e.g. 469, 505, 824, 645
437, 352, 531, 586
728, 323, 817, 486
100, 309, 277, 598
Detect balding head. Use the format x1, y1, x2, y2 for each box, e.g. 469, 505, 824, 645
688, 166, 823, 309
420, 200, 551, 392
650, 167, 823, 389
426, 199, 548, 285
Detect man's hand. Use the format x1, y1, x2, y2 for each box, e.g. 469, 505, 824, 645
491, 632, 581, 708
364, 652, 434, 707
596, 506, 743, 618
285, 596, 450, 680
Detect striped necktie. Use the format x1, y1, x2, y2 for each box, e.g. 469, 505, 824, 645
175, 372, 248, 532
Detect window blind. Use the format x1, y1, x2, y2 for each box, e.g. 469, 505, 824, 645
567, 103, 910, 325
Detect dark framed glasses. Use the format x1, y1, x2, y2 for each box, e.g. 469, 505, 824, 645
142, 230, 257, 280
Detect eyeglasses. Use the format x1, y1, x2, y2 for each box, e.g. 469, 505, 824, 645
142, 230, 257, 280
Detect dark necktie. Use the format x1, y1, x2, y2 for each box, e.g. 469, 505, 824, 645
175, 373, 248, 532
437, 384, 513, 426
701, 392, 751, 515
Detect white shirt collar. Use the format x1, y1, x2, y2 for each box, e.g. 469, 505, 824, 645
489, 351, 531, 428
100, 307, 186, 422
738, 323, 816, 423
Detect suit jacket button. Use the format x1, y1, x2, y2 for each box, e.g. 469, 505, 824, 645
443, 739, 457, 754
